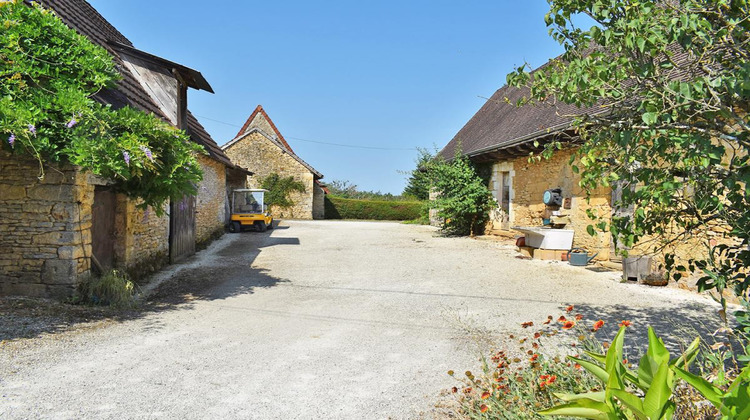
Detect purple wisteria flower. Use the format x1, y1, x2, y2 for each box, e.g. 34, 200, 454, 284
8, 133, 15, 147
122, 151, 130, 166
140, 145, 153, 161
28, 124, 36, 135
66, 118, 77, 129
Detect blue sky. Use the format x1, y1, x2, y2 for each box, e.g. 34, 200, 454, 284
89, 0, 566, 194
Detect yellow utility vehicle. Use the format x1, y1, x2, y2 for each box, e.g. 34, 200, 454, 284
228, 189, 274, 233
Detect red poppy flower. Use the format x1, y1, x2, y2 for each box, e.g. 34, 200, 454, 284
481, 391, 491, 399
452, 387, 458, 393
521, 321, 534, 328
558, 316, 567, 322
574, 363, 582, 370
566, 305, 574, 312
530, 354, 539, 361
619, 320, 632, 327
575, 314, 584, 320
562, 321, 576, 330
480, 404, 489, 413
592, 320, 604, 331
534, 332, 541, 339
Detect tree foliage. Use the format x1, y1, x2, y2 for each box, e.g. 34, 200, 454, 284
507, 0, 750, 303
0, 1, 203, 213
402, 148, 434, 201
429, 153, 495, 236
261, 173, 305, 209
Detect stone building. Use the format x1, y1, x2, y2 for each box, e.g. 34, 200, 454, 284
223, 106, 325, 220
0, 0, 249, 299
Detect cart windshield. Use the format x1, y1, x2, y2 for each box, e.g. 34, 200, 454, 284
233, 191, 264, 214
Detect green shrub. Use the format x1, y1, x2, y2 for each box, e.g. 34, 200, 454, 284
76, 270, 138, 307
324, 196, 423, 221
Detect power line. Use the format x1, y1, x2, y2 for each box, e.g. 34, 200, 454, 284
194, 114, 418, 151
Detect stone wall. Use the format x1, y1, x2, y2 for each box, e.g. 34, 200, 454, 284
487, 148, 613, 260
0, 151, 93, 298
113, 195, 169, 281
224, 131, 317, 219
312, 182, 325, 220
195, 154, 227, 247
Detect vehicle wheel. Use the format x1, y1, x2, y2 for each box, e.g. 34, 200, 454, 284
256, 221, 267, 232
267, 220, 274, 230
229, 221, 241, 233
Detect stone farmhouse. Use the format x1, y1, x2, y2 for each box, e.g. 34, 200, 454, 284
438, 60, 729, 274
0, 0, 250, 299
223, 106, 326, 220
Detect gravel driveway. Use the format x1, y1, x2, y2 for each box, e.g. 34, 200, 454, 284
0, 220, 722, 419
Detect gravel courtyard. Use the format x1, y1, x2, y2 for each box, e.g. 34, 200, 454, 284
0, 220, 722, 419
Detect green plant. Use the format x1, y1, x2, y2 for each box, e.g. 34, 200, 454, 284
402, 147, 434, 201
1, 1, 203, 213
541, 326, 700, 419
324, 196, 423, 221
75, 270, 138, 307
261, 173, 305, 209
673, 364, 750, 419
506, 0, 750, 305
428, 152, 494, 236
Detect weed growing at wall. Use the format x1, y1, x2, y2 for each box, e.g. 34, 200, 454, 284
75, 270, 138, 307
0, 1, 203, 212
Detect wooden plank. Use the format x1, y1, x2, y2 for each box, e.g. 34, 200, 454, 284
169, 194, 196, 264
92, 187, 116, 272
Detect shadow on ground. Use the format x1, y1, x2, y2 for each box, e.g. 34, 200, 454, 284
0, 227, 296, 343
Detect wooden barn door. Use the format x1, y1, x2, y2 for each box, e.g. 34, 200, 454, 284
92, 187, 116, 272
169, 194, 196, 263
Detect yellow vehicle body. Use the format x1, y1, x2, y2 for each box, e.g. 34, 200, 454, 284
229, 189, 274, 233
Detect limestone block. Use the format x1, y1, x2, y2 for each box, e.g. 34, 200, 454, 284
0, 184, 26, 200
41, 259, 77, 285
27, 185, 75, 202
58, 245, 86, 260
0, 283, 48, 298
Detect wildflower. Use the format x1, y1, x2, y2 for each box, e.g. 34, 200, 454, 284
562, 321, 576, 330
592, 320, 604, 331
451, 387, 458, 393
447, 370, 454, 376
546, 375, 557, 384
574, 363, 582, 370
566, 305, 574, 312
481, 391, 490, 399
532, 342, 539, 349
521, 321, 534, 328
66, 118, 77, 128
28, 124, 36, 135
619, 320, 632, 328
534, 332, 541, 339
8, 133, 15, 147
530, 354, 539, 361
575, 313, 584, 320
602, 341, 610, 349
140, 145, 154, 161
480, 404, 489, 413
122, 151, 130, 165
558, 316, 567, 322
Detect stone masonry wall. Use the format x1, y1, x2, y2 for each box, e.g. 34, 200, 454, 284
490, 148, 613, 260
0, 151, 93, 298
113, 195, 169, 281
224, 132, 316, 219
312, 182, 325, 220
195, 154, 227, 247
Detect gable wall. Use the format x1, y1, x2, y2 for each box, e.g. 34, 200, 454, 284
224, 132, 315, 219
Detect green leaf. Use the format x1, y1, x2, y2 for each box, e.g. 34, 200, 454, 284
554, 391, 607, 403
670, 337, 700, 370
610, 389, 647, 419
642, 112, 658, 125
570, 356, 609, 383
672, 366, 725, 408
643, 361, 673, 419
538, 401, 611, 419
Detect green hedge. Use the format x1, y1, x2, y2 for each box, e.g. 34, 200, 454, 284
325, 196, 424, 221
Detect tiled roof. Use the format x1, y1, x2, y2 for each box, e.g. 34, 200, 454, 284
236, 105, 296, 153
40, 0, 234, 167
441, 47, 694, 160
223, 128, 324, 180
